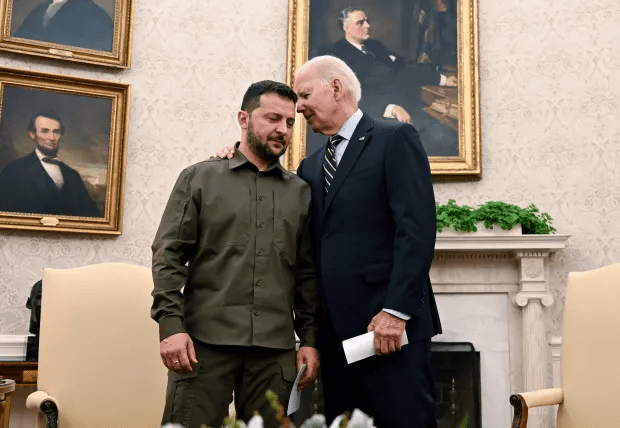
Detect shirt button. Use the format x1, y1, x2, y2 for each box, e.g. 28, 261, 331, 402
256, 280, 262, 286
258, 250, 264, 256
258, 222, 264, 228
254, 310, 259, 316
259, 196, 265, 201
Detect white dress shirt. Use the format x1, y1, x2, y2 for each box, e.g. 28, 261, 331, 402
35, 148, 64, 189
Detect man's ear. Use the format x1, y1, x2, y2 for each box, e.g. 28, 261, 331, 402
237, 110, 249, 130
332, 77, 344, 101
28, 131, 36, 141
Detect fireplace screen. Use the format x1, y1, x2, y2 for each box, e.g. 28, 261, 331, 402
431, 342, 482, 428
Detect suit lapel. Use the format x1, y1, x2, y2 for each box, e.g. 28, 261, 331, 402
312, 145, 327, 217
28, 151, 59, 191
323, 115, 374, 218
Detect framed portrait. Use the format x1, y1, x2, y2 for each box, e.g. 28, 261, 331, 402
0, 66, 130, 234
285, 0, 481, 176
0, 0, 135, 68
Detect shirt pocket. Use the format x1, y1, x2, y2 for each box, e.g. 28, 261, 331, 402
199, 190, 251, 249
272, 193, 307, 262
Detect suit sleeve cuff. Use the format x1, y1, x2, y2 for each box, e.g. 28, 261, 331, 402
439, 74, 447, 86
382, 308, 411, 321
158, 315, 186, 341
383, 104, 396, 118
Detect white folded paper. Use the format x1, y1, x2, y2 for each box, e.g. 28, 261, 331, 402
342, 330, 409, 364
286, 363, 306, 415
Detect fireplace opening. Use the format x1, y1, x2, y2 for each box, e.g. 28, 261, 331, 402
293, 341, 483, 427
431, 342, 482, 428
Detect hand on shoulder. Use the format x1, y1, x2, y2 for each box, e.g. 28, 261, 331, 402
209, 145, 235, 159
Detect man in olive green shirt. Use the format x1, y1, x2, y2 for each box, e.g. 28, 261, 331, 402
151, 81, 320, 428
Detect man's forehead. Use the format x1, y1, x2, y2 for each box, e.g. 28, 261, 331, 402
35, 116, 61, 128
294, 71, 316, 91
256, 93, 295, 115
349, 10, 367, 21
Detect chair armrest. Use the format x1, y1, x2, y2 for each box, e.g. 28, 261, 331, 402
26, 391, 59, 428
510, 388, 563, 428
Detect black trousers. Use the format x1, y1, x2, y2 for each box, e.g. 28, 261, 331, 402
161, 340, 297, 428
321, 322, 438, 428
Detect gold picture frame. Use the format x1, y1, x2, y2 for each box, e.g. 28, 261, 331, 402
0, 0, 134, 68
284, 0, 481, 176
0, 66, 130, 234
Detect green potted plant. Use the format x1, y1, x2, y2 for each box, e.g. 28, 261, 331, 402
436, 200, 556, 235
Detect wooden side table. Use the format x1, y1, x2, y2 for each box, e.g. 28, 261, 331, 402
0, 361, 38, 386
0, 377, 16, 428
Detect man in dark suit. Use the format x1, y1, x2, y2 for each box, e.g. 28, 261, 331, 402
13, 0, 114, 52
0, 112, 101, 217
294, 55, 441, 428
323, 7, 458, 156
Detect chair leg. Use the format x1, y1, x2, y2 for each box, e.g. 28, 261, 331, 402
0, 395, 11, 428
41, 400, 59, 428
510, 394, 529, 428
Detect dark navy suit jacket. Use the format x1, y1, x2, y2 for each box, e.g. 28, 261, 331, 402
0, 151, 101, 217
14, 0, 114, 51
297, 114, 441, 343
325, 39, 440, 117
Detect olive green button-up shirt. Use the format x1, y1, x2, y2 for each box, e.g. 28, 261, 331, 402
151, 145, 319, 350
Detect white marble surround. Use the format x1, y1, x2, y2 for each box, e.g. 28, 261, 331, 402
431, 234, 570, 428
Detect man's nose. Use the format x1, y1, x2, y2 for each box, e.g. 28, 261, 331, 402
275, 119, 288, 134
296, 101, 305, 112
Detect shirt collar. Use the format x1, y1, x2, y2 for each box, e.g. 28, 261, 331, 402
228, 142, 285, 176
335, 109, 363, 141
35, 148, 60, 163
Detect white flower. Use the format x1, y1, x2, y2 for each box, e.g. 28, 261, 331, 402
246, 414, 264, 428
327, 409, 376, 428
299, 413, 327, 428
347, 409, 376, 428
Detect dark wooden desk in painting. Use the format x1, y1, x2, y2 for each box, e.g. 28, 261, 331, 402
421, 85, 459, 133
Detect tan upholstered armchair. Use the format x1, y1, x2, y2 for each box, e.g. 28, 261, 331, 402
26, 263, 168, 428
510, 263, 620, 427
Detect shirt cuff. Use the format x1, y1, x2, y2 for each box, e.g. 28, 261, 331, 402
383, 104, 396, 118
158, 315, 186, 341
382, 308, 411, 321
439, 74, 447, 86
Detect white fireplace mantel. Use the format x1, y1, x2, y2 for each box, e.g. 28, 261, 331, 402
431, 234, 570, 428
435, 234, 570, 251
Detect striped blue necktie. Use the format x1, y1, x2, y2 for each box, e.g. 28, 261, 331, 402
323, 135, 344, 197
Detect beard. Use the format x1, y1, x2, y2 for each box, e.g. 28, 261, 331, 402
247, 122, 287, 163
36, 143, 59, 158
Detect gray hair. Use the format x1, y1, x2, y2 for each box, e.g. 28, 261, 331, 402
297, 55, 362, 103
338, 6, 364, 30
